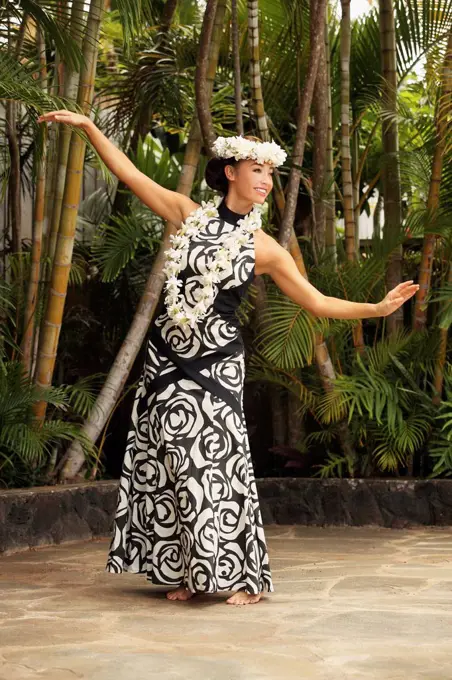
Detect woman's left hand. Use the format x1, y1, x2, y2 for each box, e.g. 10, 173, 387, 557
376, 280, 420, 317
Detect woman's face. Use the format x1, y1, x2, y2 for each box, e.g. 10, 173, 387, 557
224, 159, 274, 205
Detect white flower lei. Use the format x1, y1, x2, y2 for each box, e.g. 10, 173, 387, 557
162, 199, 261, 329
212, 135, 287, 167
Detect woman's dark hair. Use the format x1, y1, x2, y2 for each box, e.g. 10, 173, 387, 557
204, 135, 262, 194
205, 157, 237, 194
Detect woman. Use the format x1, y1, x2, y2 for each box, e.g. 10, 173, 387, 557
38, 111, 419, 606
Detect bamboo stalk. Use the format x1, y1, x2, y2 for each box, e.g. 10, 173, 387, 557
352, 127, 360, 251
247, 0, 290, 443
339, 0, 356, 261
379, 0, 403, 334
247, 0, 269, 139
313, 15, 327, 252
195, 0, 219, 154
33, 0, 104, 421
232, 0, 244, 136
433, 263, 452, 404
46, 0, 86, 265
278, 0, 328, 248
413, 29, 452, 332
21, 21, 48, 376
324, 9, 336, 261
246, 0, 286, 217
6, 13, 27, 257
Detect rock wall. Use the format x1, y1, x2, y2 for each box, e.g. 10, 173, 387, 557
2, 478, 452, 554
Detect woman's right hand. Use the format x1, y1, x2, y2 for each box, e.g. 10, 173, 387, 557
37, 109, 198, 226
37, 110, 92, 130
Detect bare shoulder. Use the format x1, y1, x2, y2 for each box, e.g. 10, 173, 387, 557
179, 196, 201, 223
253, 228, 287, 276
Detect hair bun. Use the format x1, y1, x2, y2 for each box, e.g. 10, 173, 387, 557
205, 156, 232, 194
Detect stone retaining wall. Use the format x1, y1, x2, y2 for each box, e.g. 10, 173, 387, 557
1, 478, 452, 554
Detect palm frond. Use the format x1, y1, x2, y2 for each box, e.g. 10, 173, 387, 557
92, 205, 162, 283
246, 353, 319, 412
253, 288, 322, 370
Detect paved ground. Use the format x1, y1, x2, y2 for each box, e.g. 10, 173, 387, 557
1, 525, 452, 680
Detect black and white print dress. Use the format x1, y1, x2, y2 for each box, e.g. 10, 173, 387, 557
105, 197, 274, 595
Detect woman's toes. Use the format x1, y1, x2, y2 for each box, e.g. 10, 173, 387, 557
166, 586, 195, 601
225, 591, 262, 605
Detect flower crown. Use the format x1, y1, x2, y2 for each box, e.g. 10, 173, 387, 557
212, 135, 287, 167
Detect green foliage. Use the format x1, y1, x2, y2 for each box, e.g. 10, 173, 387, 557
91, 209, 162, 282
254, 288, 322, 370
0, 361, 98, 488
4, 0, 84, 70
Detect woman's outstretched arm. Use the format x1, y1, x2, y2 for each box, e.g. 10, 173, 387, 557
37, 110, 198, 225
254, 230, 419, 319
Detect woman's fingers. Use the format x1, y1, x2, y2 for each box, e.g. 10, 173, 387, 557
383, 283, 419, 315
403, 285, 419, 299
392, 282, 419, 299
37, 110, 75, 123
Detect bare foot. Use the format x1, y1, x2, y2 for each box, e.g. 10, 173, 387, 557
166, 585, 195, 601
225, 591, 262, 606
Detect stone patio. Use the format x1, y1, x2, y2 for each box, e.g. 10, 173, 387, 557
1, 525, 452, 679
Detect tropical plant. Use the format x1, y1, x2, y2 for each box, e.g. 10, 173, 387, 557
3, 0, 452, 487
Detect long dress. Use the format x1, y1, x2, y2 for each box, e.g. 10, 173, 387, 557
105, 197, 274, 595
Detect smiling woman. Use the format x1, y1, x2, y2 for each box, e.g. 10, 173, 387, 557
204, 134, 277, 200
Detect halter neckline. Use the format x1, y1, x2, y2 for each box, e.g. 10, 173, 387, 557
218, 197, 252, 224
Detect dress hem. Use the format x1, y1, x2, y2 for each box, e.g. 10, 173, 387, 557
105, 565, 274, 594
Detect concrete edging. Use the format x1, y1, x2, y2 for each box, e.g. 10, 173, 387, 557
1, 478, 452, 555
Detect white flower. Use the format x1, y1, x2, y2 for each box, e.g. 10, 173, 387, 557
212, 135, 287, 167
161, 201, 261, 330
202, 270, 221, 285
162, 261, 180, 277
164, 275, 182, 290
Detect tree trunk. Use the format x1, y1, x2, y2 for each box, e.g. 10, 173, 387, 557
352, 127, 360, 251
161, 0, 178, 28
339, 1, 365, 354
287, 391, 305, 450
247, 0, 292, 446
413, 29, 452, 332
433, 263, 452, 404
246, 0, 286, 217
373, 191, 383, 238
6, 100, 21, 255
430, 33, 452, 399
315, 332, 357, 476
278, 0, 328, 248
379, 0, 403, 334
279, 0, 356, 468
6, 13, 27, 256
45, 0, 86, 265
177, 0, 228, 190
21, 22, 48, 376
33, 0, 70, 381
195, 0, 219, 154
33, 0, 103, 421
271, 389, 287, 447
339, 0, 356, 261
324, 10, 336, 262
59, 0, 228, 480
231, 0, 244, 136
281, 0, 356, 469
247, 0, 270, 139
313, 17, 327, 252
